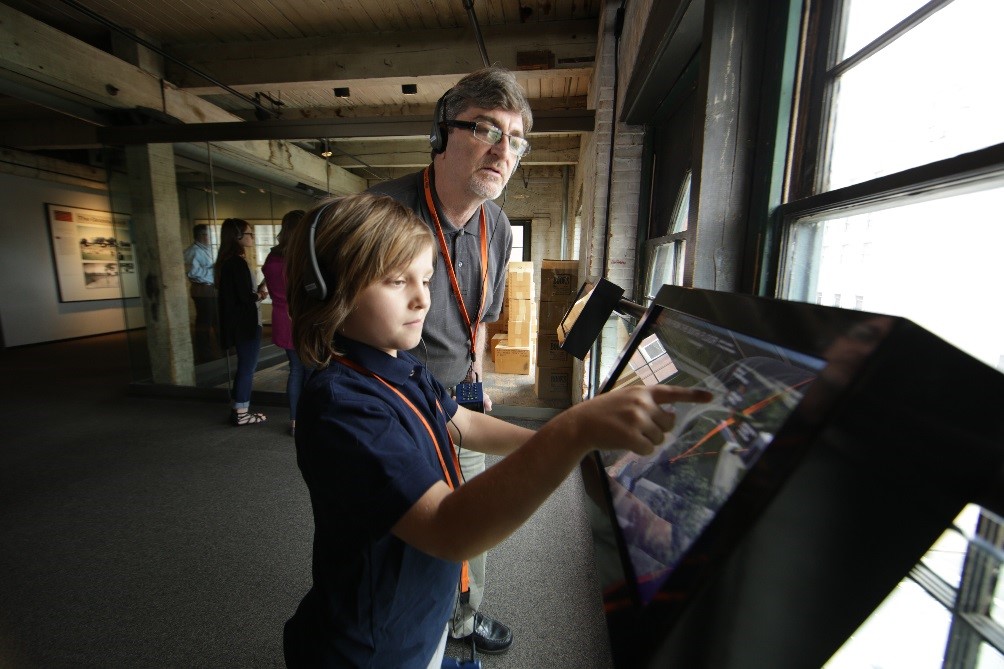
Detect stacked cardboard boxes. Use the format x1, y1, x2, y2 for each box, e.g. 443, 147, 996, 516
495, 261, 535, 374
535, 260, 579, 400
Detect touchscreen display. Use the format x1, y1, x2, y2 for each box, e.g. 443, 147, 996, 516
598, 308, 826, 604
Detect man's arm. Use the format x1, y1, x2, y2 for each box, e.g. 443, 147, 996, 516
187, 248, 214, 284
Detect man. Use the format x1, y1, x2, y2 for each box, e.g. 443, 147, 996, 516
183, 224, 219, 363
368, 65, 532, 655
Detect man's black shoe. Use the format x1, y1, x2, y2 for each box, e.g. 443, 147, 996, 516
460, 612, 513, 654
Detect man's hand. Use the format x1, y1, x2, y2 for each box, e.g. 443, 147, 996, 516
483, 391, 493, 413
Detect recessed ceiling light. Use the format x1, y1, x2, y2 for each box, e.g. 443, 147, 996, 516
402, 84, 418, 95
333, 87, 350, 98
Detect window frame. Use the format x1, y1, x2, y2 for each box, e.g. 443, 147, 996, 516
760, 0, 1004, 298
771, 1, 1004, 664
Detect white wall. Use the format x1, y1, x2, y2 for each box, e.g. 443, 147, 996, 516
0, 172, 143, 347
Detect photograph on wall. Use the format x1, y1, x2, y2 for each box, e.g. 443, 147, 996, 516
47, 204, 139, 302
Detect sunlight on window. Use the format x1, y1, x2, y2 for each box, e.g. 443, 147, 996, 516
825, 0, 1004, 191
826, 505, 1004, 669
510, 224, 525, 262
841, 0, 930, 58
645, 171, 691, 301
780, 181, 1004, 371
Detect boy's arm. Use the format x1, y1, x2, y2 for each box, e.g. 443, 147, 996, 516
393, 384, 713, 562
446, 405, 533, 456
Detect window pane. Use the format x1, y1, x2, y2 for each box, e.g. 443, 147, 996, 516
671, 171, 691, 234
824, 577, 952, 669
994, 563, 1004, 627
825, 0, 1004, 191
922, 504, 980, 587
646, 240, 686, 301
779, 181, 1004, 370
841, 0, 931, 58
977, 642, 1004, 668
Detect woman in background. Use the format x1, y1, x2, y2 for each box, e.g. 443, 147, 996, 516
261, 209, 309, 435
215, 217, 268, 426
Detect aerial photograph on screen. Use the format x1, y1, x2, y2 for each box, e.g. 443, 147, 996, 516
601, 311, 826, 603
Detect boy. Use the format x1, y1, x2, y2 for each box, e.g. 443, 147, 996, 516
281, 193, 711, 667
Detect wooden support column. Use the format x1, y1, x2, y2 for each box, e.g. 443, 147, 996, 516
125, 143, 195, 385
689, 0, 770, 291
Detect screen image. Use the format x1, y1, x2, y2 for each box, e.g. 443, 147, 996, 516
598, 309, 826, 604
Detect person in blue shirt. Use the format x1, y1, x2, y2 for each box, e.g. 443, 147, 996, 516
281, 193, 712, 668
183, 224, 219, 363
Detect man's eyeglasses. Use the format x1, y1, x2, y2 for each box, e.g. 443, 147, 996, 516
444, 120, 531, 158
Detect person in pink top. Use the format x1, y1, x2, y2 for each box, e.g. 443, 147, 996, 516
262, 209, 311, 435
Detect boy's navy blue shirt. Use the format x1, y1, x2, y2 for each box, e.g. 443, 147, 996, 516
284, 339, 462, 668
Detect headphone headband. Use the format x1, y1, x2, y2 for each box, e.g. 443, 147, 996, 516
304, 201, 338, 301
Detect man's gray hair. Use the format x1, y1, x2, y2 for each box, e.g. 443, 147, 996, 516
442, 66, 533, 132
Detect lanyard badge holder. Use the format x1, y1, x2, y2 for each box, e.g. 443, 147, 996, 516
455, 376, 485, 413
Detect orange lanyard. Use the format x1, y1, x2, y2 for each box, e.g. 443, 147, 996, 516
334, 355, 469, 591
422, 166, 489, 362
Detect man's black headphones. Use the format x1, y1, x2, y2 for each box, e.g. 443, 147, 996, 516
429, 89, 453, 154
303, 201, 338, 301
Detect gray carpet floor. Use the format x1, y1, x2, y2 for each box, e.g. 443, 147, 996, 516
0, 333, 613, 668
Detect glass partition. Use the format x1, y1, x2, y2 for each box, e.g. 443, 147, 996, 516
106, 139, 321, 404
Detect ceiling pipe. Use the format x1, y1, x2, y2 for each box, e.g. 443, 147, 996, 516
461, 0, 492, 67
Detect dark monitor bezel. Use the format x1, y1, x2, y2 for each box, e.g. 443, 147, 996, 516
585, 285, 1004, 668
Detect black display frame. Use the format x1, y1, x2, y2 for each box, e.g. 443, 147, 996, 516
584, 285, 1004, 669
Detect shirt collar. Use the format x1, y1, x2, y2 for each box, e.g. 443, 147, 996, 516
338, 337, 420, 385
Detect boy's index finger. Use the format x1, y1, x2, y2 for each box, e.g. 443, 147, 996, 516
651, 384, 714, 405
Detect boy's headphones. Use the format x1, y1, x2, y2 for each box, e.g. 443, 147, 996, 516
429, 89, 452, 154
304, 201, 338, 301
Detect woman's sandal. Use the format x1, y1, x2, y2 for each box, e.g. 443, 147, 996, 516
231, 410, 267, 426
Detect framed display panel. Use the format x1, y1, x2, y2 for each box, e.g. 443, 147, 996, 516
584, 285, 1004, 669
46, 204, 138, 302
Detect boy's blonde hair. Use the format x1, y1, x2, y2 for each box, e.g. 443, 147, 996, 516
285, 193, 435, 368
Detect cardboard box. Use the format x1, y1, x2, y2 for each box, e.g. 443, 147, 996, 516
539, 260, 579, 300
495, 344, 532, 375
509, 298, 536, 323
536, 334, 572, 368
507, 274, 535, 300
535, 366, 572, 401
508, 261, 533, 274
490, 333, 507, 363
486, 319, 507, 343
538, 299, 573, 333
507, 316, 537, 347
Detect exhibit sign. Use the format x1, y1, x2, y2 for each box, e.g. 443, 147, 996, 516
46, 204, 139, 302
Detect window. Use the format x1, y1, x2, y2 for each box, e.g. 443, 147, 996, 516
781, 0, 1004, 368
823, 0, 1004, 192
826, 505, 1004, 668
645, 171, 691, 302
509, 219, 531, 262
779, 2, 1004, 665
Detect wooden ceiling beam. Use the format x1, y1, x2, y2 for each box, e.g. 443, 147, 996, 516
222, 96, 591, 122
0, 3, 364, 194
326, 135, 581, 168
164, 20, 597, 94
